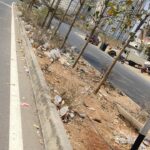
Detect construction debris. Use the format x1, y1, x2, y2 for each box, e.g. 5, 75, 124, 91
114, 134, 133, 145
44, 48, 61, 61
54, 95, 62, 107
59, 106, 69, 118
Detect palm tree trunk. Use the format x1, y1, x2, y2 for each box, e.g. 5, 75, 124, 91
46, 0, 62, 29
53, 0, 73, 37
94, 13, 149, 94
60, 0, 86, 49
72, 0, 110, 68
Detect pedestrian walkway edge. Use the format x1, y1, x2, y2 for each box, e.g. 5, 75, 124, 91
13, 3, 72, 150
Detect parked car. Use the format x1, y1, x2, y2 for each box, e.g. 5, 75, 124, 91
141, 61, 150, 75
107, 49, 125, 63
107, 50, 117, 57
122, 48, 148, 68
85, 34, 100, 46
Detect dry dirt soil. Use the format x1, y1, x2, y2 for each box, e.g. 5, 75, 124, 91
22, 18, 150, 150
35, 49, 145, 150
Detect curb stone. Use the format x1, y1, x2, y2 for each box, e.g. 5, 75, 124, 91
13, 3, 72, 150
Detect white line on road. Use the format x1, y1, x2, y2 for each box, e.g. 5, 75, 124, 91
9, 3, 23, 150
0, 0, 11, 8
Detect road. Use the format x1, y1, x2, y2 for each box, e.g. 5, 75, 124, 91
53, 20, 150, 111
0, 1, 43, 149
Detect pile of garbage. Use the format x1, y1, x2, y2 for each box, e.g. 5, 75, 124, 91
43, 47, 76, 66
53, 95, 86, 123
114, 132, 150, 150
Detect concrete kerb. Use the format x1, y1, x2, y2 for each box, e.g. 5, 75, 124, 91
13, 3, 72, 150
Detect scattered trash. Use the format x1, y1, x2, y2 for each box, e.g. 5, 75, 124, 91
25, 24, 32, 31
36, 130, 40, 137
54, 89, 59, 94
113, 119, 119, 124
114, 134, 133, 145
39, 139, 44, 145
74, 111, 86, 119
59, 57, 70, 66
44, 48, 61, 61
47, 29, 51, 34
47, 66, 51, 72
98, 93, 103, 97
59, 106, 69, 118
24, 66, 29, 74
30, 39, 34, 44
70, 46, 76, 51
54, 95, 62, 106
50, 25, 55, 30
22, 97, 25, 100
93, 118, 102, 123
88, 107, 96, 111
118, 90, 125, 96
78, 113, 86, 119
33, 124, 40, 129
139, 143, 147, 150
69, 112, 75, 119
43, 42, 50, 50
143, 139, 150, 146
83, 101, 89, 107
21, 102, 30, 108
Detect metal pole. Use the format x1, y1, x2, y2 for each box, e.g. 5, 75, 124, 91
131, 118, 150, 150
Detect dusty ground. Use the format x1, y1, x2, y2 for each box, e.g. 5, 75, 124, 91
21, 15, 150, 149
34, 48, 146, 150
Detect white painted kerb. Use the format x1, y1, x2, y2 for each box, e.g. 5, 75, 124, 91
9, 3, 23, 150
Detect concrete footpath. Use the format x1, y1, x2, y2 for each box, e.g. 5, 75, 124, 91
14, 3, 72, 150
12, 2, 44, 150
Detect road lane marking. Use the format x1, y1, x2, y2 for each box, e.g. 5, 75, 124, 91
0, 0, 11, 8
9, 3, 23, 150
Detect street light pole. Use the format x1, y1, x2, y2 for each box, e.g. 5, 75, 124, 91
131, 118, 150, 150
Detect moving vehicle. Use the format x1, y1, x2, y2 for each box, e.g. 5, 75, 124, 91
122, 47, 147, 68
141, 61, 150, 75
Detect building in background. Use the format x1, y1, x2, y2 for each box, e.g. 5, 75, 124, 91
101, 0, 148, 42
59, 0, 80, 15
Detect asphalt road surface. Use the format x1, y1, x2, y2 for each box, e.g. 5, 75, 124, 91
0, 1, 43, 149
53, 19, 150, 111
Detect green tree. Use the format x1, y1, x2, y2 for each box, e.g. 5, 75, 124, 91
60, 0, 86, 49
53, 0, 74, 37
46, 0, 62, 29
94, 12, 150, 94
41, 0, 56, 28
72, 0, 111, 68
